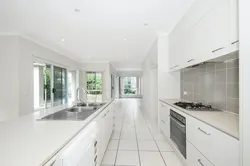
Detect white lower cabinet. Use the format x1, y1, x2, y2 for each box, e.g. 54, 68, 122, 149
187, 141, 214, 166
44, 102, 115, 166
159, 101, 170, 139
96, 112, 106, 166
96, 104, 114, 166
49, 122, 98, 166
187, 116, 239, 166
160, 104, 240, 166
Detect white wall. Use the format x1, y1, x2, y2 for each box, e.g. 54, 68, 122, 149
111, 62, 142, 71
142, 39, 158, 121
0, 35, 81, 121
0, 36, 20, 121
117, 70, 143, 77
79, 62, 117, 101
240, 0, 250, 165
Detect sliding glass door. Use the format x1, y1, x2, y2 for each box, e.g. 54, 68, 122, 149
53, 66, 67, 106
33, 61, 76, 110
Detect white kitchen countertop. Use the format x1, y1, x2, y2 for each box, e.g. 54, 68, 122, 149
159, 99, 239, 139
0, 100, 113, 166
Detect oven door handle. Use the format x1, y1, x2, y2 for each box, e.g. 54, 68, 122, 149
170, 116, 185, 128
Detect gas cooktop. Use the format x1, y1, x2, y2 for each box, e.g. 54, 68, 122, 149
174, 102, 221, 111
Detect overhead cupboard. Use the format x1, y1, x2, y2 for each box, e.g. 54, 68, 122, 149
169, 0, 239, 71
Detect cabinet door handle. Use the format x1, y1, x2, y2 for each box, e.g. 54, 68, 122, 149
198, 159, 205, 166
212, 47, 225, 53
161, 120, 165, 124
94, 140, 97, 147
198, 127, 211, 136
187, 59, 195, 62
231, 40, 239, 45
170, 65, 179, 70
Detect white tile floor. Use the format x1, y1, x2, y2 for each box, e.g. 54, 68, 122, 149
101, 99, 183, 166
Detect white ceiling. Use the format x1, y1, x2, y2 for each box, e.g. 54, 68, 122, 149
0, 0, 195, 63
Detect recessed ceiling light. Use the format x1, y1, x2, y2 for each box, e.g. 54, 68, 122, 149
61, 38, 65, 42
124, 38, 127, 41
74, 9, 80, 12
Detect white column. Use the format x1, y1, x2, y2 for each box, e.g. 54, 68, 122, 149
240, 0, 250, 165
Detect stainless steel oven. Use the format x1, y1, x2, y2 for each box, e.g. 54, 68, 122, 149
170, 109, 186, 158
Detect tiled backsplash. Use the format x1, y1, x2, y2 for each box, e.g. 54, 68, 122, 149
180, 58, 239, 114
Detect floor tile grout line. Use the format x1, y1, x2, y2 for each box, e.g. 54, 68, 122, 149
114, 106, 126, 166
147, 123, 168, 166
102, 103, 120, 165
138, 105, 168, 166
133, 105, 142, 166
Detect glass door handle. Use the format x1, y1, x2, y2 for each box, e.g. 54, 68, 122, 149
52, 88, 56, 93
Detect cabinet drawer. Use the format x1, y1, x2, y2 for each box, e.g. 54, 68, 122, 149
159, 102, 170, 118
187, 116, 239, 166
187, 141, 213, 166
159, 101, 170, 139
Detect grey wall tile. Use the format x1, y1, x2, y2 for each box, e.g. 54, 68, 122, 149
214, 84, 226, 99
196, 65, 207, 74
214, 84, 226, 110
183, 82, 194, 93
227, 59, 239, 68
214, 98, 226, 111
206, 64, 215, 73
194, 81, 201, 94
226, 98, 239, 114
180, 58, 239, 114
183, 92, 194, 101
215, 69, 226, 84
227, 67, 239, 83
215, 62, 226, 70
227, 83, 239, 98
194, 94, 205, 103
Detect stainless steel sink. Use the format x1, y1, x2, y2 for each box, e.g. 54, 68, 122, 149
76, 102, 106, 107
39, 102, 107, 121
67, 106, 97, 112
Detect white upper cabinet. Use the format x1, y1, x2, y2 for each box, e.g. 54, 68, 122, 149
169, 0, 216, 71
169, 0, 238, 71
204, 0, 230, 59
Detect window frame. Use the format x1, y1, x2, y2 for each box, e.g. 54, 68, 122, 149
86, 72, 103, 102
33, 58, 77, 111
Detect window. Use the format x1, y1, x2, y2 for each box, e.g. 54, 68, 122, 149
86, 72, 102, 102
67, 71, 76, 104
120, 76, 142, 96
33, 61, 77, 110
123, 77, 137, 95
33, 62, 52, 109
